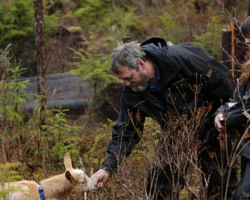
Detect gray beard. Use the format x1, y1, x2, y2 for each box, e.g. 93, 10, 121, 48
131, 84, 147, 92
130, 74, 150, 92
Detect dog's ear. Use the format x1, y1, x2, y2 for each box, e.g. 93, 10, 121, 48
65, 170, 75, 184
64, 153, 73, 169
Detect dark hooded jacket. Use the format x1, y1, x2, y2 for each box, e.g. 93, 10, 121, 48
212, 79, 250, 158
101, 38, 235, 172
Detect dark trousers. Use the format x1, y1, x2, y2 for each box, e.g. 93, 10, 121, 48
233, 139, 250, 200
146, 164, 185, 200
223, 102, 250, 200
146, 132, 238, 200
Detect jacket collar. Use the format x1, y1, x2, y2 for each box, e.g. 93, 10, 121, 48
140, 38, 181, 86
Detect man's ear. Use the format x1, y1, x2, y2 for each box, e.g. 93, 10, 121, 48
139, 59, 146, 70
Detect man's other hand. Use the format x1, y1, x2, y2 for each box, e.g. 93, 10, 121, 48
214, 113, 225, 132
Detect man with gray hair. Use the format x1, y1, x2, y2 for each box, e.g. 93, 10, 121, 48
91, 37, 236, 199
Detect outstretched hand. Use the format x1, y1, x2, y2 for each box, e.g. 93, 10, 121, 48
214, 113, 224, 132
91, 169, 110, 188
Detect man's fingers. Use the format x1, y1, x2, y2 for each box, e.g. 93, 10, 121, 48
97, 182, 104, 188
217, 114, 224, 121
91, 172, 102, 186
215, 114, 224, 132
91, 177, 103, 188
91, 176, 98, 186
91, 169, 110, 188
219, 116, 224, 121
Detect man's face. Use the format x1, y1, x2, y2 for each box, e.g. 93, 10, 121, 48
117, 66, 150, 92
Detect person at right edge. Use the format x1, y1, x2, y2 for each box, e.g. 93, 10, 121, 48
91, 37, 236, 199
214, 16, 250, 200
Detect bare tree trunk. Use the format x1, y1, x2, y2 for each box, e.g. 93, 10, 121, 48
34, 0, 47, 177
34, 0, 47, 127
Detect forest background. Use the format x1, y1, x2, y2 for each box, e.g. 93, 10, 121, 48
0, 0, 249, 199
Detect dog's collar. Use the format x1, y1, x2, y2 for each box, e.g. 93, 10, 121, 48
39, 185, 45, 200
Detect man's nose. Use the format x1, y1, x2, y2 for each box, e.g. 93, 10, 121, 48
124, 80, 131, 87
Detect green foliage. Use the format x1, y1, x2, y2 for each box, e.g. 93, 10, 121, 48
48, 137, 81, 164
0, 45, 83, 169
0, 67, 31, 125
0, 0, 34, 40
0, 45, 35, 163
107, 5, 142, 39
43, 0, 64, 36
193, 16, 223, 60
0, 44, 12, 74
73, 0, 112, 33
42, 106, 81, 161
43, 106, 80, 142
0, 45, 33, 126
44, 11, 62, 37
70, 33, 118, 94
72, 0, 141, 39
81, 117, 159, 174
29, 103, 82, 162
0, 162, 22, 183
86, 118, 159, 199
0, 0, 62, 41
156, 2, 189, 44
73, 119, 115, 169
124, 118, 160, 166
91, 119, 114, 152
0, 162, 23, 200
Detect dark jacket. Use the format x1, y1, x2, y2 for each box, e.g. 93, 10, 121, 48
101, 38, 235, 172
213, 79, 250, 157
212, 75, 250, 200
213, 80, 250, 130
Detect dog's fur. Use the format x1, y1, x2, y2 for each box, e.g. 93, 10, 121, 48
1, 153, 96, 200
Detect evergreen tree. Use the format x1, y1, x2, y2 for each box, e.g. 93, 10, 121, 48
0, 0, 34, 41
70, 33, 119, 94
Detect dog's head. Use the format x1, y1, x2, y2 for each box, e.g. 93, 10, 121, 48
64, 153, 96, 192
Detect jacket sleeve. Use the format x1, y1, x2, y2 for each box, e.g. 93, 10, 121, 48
202, 59, 235, 107
212, 83, 247, 127
101, 88, 145, 172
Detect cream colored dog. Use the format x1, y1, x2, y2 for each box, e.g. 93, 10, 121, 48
1, 153, 96, 200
